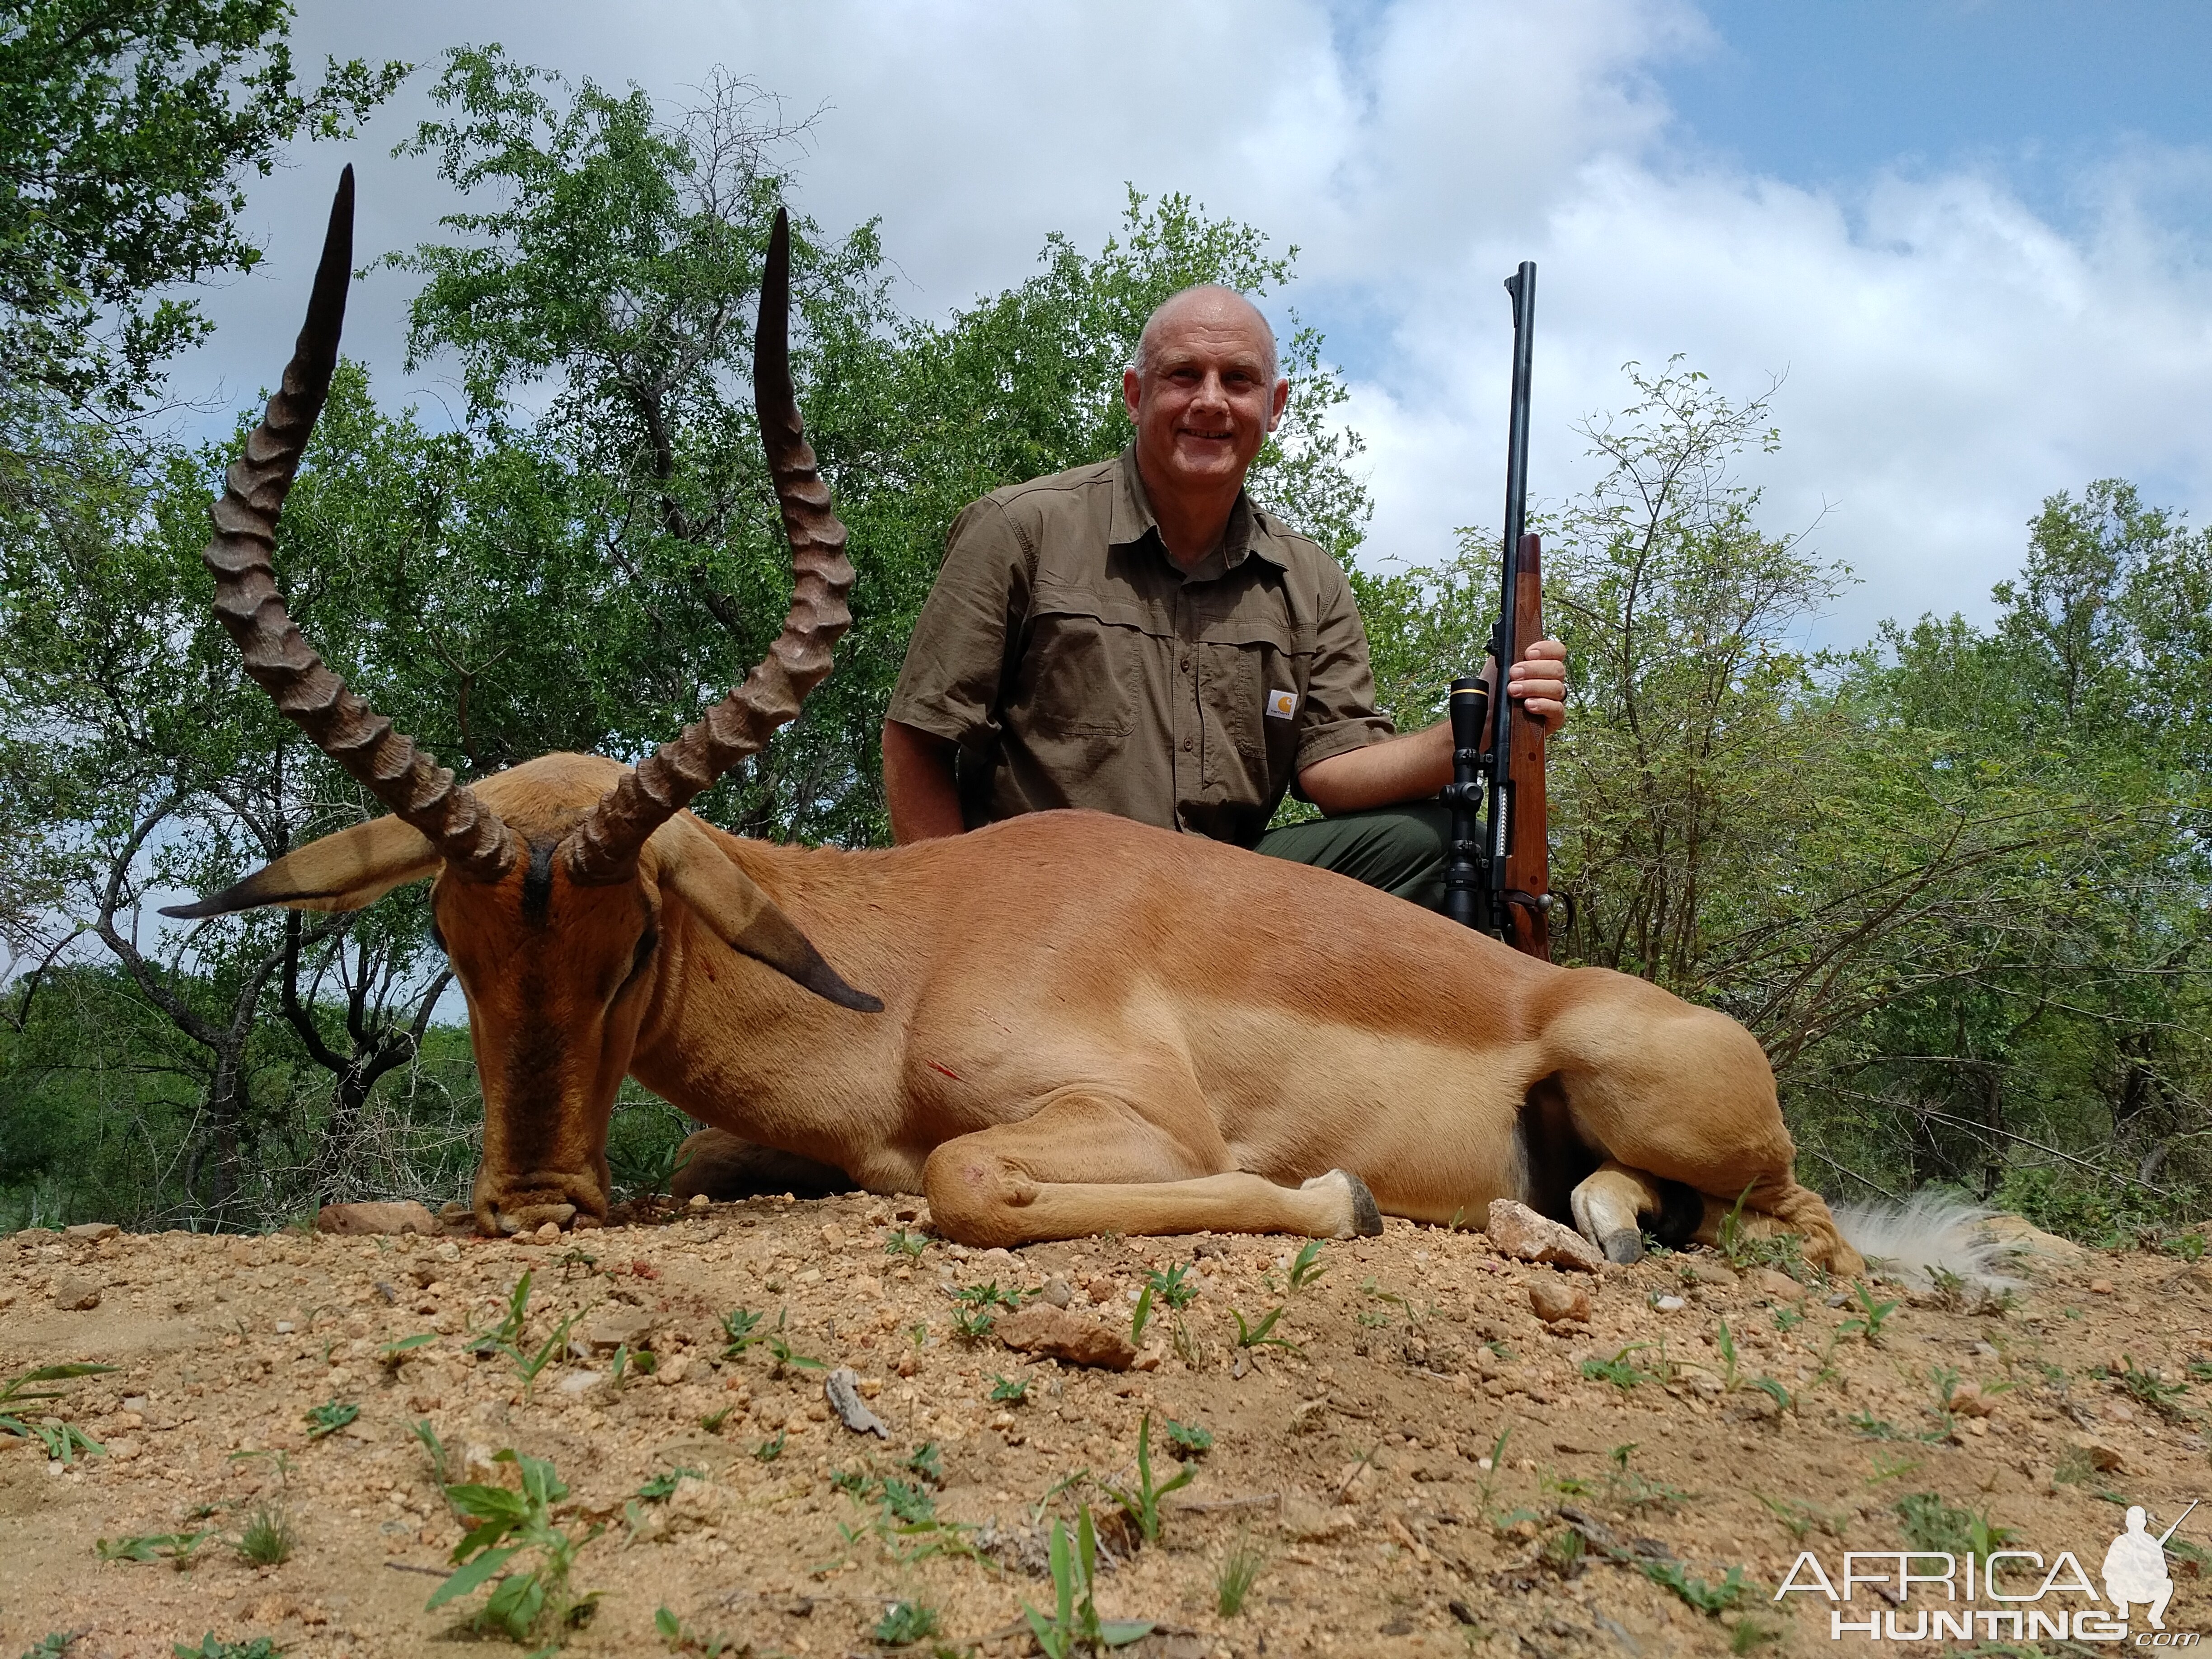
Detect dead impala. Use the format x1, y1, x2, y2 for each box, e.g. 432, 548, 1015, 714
169, 172, 1863, 1271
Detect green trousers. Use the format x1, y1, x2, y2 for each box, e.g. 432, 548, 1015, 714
1253, 802, 1452, 911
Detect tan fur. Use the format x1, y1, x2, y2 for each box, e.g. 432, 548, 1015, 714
216, 751, 1861, 1270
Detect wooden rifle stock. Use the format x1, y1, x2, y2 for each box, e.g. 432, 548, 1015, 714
1502, 533, 1551, 961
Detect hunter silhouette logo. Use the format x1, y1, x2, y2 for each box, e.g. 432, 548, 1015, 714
1776, 1498, 2200, 1642
2106, 1501, 2196, 1631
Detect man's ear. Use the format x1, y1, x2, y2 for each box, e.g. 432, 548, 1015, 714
649, 816, 881, 1014
161, 816, 440, 919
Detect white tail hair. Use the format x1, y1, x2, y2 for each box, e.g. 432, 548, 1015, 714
1831, 1194, 2026, 1293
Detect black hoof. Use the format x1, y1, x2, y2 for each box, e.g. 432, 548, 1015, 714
1602, 1228, 1644, 1265
1340, 1169, 1384, 1237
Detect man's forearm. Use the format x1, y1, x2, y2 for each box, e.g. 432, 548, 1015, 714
1298, 720, 1453, 815
882, 720, 967, 844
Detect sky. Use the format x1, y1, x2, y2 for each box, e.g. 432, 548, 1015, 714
168, 0, 2212, 646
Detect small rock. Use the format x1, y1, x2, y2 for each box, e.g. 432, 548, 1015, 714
996, 1304, 1138, 1370
63, 1222, 120, 1242
688, 1193, 710, 1211
1653, 1294, 1687, 1312
1679, 1258, 1739, 1287
1948, 1382, 1997, 1418
825, 1367, 890, 1439
654, 1353, 694, 1387
2089, 1279, 2114, 1295
1751, 1268, 1806, 1301
1280, 1494, 1353, 1542
49, 1271, 101, 1311
1528, 1278, 1592, 1325
820, 1222, 845, 1246
105, 1437, 141, 1461
1041, 1279, 1073, 1308
2069, 1436, 2127, 1473
584, 1310, 656, 1351
668, 1475, 724, 1528
316, 1201, 438, 1237
1485, 1200, 1604, 1274
532, 1221, 561, 1244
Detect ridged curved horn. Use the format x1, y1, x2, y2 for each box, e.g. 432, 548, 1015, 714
203, 167, 519, 884
563, 207, 855, 883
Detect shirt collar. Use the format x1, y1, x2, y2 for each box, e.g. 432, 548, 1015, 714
1113, 445, 1289, 575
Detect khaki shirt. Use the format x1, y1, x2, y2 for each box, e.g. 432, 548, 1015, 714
888, 448, 1394, 848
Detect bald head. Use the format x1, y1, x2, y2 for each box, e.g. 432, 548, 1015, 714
1133, 286, 1279, 384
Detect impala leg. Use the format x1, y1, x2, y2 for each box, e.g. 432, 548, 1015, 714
1540, 973, 1865, 1274
923, 1089, 1383, 1248
1569, 1161, 1702, 1265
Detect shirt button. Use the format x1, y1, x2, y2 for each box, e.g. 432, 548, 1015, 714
1181, 736, 1195, 752
1180, 656, 1192, 674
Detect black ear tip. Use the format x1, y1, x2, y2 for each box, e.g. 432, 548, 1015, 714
839, 988, 885, 1015
156, 901, 199, 919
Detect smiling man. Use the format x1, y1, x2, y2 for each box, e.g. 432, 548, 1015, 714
881, 284, 1566, 910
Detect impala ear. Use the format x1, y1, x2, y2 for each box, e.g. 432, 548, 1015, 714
160, 817, 441, 919
651, 817, 881, 1013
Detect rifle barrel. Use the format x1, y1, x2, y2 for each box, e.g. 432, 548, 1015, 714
1487, 262, 1537, 923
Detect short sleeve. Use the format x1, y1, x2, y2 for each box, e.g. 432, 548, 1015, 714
887, 497, 1034, 747
1291, 558, 1395, 781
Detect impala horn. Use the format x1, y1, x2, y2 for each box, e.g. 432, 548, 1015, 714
562, 207, 856, 883
189, 165, 520, 892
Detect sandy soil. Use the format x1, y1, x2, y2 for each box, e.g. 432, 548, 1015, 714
2, 1196, 2205, 1659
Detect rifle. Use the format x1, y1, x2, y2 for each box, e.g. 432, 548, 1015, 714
1441, 260, 1560, 958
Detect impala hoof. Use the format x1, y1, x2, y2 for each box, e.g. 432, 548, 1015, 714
1304, 1168, 1383, 1238
1602, 1228, 1644, 1265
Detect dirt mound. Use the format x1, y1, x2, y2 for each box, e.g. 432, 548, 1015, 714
1, 1198, 2204, 1657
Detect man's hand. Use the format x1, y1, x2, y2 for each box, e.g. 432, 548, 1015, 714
1297, 638, 1570, 815
1507, 637, 1568, 730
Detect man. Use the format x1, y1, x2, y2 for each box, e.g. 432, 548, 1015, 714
882, 284, 1567, 909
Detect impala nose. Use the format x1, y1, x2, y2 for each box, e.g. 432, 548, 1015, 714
493, 1200, 578, 1235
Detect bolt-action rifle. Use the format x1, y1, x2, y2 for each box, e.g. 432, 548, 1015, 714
1440, 261, 1562, 958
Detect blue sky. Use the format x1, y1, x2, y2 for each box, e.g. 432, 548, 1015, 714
170, 0, 2212, 644
1672, 1, 2212, 209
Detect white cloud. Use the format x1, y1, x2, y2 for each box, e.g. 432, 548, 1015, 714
167, 0, 2212, 646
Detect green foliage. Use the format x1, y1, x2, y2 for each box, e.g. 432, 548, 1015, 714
1640, 1560, 1751, 1615
430, 1448, 600, 1645
1214, 1529, 1267, 1617
872, 1600, 942, 1645
96, 1530, 215, 1567
0, 1369, 107, 1462
19, 1636, 80, 1659
1230, 1305, 1297, 1353
1837, 1282, 1899, 1345
1023, 1508, 1155, 1658
1581, 1345, 1655, 1391
1164, 1419, 1213, 1457
0, 2, 404, 409
718, 1306, 765, 1355
301, 1399, 357, 1440
882, 1229, 930, 1261
1893, 1490, 2015, 1564
232, 1505, 294, 1566
988, 1374, 1030, 1405
171, 1638, 280, 1659
1099, 1415, 1198, 1546
1288, 1239, 1329, 1291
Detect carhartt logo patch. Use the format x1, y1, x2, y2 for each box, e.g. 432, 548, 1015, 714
1265, 689, 1298, 719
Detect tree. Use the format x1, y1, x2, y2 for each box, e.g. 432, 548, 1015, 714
0, 0, 405, 411
387, 48, 1372, 847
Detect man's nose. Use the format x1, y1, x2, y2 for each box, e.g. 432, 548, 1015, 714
1190, 370, 1230, 410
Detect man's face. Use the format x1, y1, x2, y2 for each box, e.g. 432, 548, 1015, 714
1124, 292, 1290, 500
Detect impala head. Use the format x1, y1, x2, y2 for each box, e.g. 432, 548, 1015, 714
164, 169, 878, 1234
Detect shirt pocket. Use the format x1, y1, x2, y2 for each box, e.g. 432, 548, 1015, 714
1011, 590, 1148, 737
1196, 613, 1314, 794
